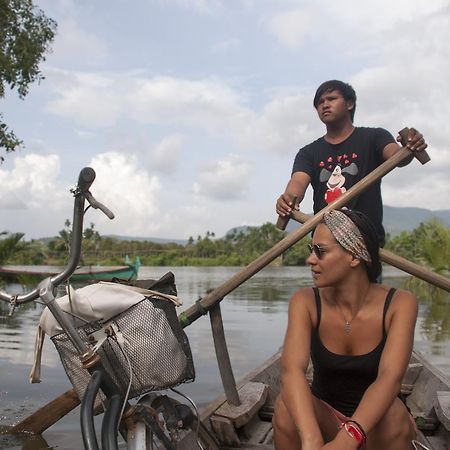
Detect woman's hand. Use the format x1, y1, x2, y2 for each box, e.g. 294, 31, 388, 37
320, 429, 359, 450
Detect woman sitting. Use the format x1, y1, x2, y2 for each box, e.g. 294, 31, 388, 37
273, 209, 418, 450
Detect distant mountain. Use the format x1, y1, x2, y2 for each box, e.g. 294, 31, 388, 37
383, 205, 450, 236
37, 206, 448, 244
105, 235, 188, 245
285, 205, 450, 236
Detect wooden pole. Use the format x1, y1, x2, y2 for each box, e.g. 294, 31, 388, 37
290, 210, 450, 293
179, 142, 430, 326
209, 304, 241, 406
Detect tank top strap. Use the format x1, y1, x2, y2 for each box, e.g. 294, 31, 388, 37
313, 287, 321, 329
382, 288, 396, 337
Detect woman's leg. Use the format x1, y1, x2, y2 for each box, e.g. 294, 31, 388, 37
273, 395, 301, 450
366, 398, 417, 450
272, 394, 341, 449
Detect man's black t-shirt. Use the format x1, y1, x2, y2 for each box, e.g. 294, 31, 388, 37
292, 127, 396, 245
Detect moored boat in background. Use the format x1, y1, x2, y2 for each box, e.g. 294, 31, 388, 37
0, 256, 141, 283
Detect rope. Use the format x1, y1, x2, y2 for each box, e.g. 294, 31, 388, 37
412, 440, 432, 450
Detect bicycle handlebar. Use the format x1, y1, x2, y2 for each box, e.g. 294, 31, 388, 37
0, 167, 114, 307
77, 167, 96, 194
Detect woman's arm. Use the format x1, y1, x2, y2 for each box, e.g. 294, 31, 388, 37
281, 288, 324, 449
347, 290, 418, 436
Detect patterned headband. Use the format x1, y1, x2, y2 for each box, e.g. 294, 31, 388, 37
323, 210, 372, 263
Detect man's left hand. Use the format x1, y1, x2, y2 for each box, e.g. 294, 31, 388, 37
397, 128, 428, 153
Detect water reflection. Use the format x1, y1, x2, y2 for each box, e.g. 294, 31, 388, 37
0, 265, 449, 449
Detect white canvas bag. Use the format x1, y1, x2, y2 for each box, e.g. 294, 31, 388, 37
30, 281, 181, 383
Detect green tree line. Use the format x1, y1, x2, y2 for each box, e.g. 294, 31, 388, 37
0, 218, 449, 270
0, 221, 310, 267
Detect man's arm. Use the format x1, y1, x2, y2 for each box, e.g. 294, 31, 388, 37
276, 171, 311, 217
383, 127, 428, 166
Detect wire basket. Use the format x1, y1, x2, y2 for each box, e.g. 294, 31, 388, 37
51, 295, 195, 402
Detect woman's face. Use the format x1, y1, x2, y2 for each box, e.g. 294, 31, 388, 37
307, 223, 353, 287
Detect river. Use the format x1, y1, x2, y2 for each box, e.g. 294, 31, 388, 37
1, 265, 449, 449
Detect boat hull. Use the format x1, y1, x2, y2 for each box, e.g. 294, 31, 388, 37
199, 350, 450, 449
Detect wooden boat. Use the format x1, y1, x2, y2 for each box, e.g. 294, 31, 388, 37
0, 256, 141, 282
198, 349, 450, 449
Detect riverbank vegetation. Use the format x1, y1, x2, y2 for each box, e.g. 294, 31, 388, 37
1, 219, 449, 271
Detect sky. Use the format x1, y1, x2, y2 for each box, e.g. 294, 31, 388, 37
1, 0, 449, 241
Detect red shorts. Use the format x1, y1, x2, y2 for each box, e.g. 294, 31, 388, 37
319, 399, 418, 434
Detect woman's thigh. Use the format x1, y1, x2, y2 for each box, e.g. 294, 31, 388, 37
367, 398, 416, 450
272, 394, 341, 445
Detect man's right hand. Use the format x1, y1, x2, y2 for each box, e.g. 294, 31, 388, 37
276, 193, 299, 217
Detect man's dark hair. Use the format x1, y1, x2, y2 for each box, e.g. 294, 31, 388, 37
313, 80, 357, 122
340, 209, 382, 282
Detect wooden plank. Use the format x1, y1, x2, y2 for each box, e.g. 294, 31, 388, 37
210, 415, 240, 448
8, 389, 80, 434
435, 391, 450, 432
214, 382, 268, 429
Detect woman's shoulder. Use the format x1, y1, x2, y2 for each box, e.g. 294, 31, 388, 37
291, 286, 316, 301
289, 287, 319, 328
376, 285, 418, 313
289, 287, 317, 310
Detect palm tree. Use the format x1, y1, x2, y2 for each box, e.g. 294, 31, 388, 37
0, 231, 25, 264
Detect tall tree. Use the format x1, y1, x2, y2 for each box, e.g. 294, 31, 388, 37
0, 0, 56, 160
0, 230, 25, 263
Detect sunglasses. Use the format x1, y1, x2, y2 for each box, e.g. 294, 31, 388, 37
308, 243, 339, 259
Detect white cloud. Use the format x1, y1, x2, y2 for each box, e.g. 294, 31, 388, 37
129, 76, 251, 131
45, 72, 256, 138
193, 154, 252, 200
87, 152, 163, 236
0, 154, 64, 210
51, 19, 108, 65
156, 0, 223, 14
267, 9, 313, 49
212, 38, 241, 52
46, 71, 121, 127
147, 135, 183, 173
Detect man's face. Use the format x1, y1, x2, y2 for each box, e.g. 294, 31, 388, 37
315, 90, 354, 124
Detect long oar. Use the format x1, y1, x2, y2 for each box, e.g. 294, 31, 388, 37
8, 133, 430, 435
289, 209, 450, 293
179, 135, 430, 326
7, 389, 80, 434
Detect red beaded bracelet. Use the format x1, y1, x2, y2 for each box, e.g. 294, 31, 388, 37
339, 420, 367, 448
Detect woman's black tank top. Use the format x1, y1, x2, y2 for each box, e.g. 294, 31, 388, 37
310, 288, 396, 417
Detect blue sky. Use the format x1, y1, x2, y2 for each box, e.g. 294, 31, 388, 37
1, 0, 449, 240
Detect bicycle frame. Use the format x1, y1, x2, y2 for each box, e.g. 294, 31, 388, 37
1, 168, 205, 450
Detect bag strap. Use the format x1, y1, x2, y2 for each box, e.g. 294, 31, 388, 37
99, 282, 182, 306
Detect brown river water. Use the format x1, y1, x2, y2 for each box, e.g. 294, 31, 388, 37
1, 265, 449, 449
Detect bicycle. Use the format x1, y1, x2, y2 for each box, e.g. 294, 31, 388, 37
0, 167, 215, 450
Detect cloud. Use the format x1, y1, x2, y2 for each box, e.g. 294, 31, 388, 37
129, 76, 252, 132
212, 38, 241, 52
193, 154, 252, 200
267, 9, 313, 49
156, 0, 223, 14
50, 19, 109, 65
0, 154, 64, 211
147, 135, 183, 174
46, 71, 121, 127
87, 152, 164, 236
45, 71, 256, 137
0, 154, 72, 237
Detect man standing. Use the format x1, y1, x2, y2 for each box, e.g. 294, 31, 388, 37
275, 80, 428, 246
